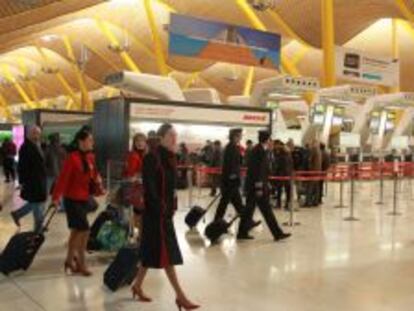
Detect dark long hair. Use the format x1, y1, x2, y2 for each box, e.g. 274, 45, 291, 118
69, 125, 93, 172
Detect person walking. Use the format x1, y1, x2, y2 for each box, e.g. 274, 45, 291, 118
213, 129, 244, 221
209, 140, 223, 197
238, 131, 291, 241
11, 126, 47, 232
52, 126, 104, 277
131, 123, 199, 311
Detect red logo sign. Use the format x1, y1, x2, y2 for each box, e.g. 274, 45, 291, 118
243, 114, 266, 122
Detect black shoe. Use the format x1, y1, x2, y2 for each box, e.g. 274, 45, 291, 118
247, 220, 262, 231
10, 211, 21, 228
275, 233, 291, 241
237, 234, 255, 240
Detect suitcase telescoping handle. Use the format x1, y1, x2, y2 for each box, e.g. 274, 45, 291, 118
202, 194, 221, 224
205, 194, 221, 212
41, 204, 59, 233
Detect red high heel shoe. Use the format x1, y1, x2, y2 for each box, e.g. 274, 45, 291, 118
131, 287, 152, 302
73, 257, 92, 277
77, 267, 92, 277
175, 298, 200, 311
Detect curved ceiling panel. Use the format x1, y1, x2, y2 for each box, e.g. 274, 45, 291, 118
0, 0, 413, 107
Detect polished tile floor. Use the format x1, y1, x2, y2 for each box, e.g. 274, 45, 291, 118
1, 179, 414, 311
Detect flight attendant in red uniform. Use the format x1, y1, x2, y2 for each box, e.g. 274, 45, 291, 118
52, 127, 103, 277
131, 123, 200, 311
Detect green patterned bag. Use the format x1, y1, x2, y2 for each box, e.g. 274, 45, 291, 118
96, 221, 127, 252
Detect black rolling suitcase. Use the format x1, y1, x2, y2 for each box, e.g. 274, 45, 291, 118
185, 194, 220, 229
103, 244, 141, 291
0, 205, 58, 275
103, 205, 141, 292
204, 215, 239, 244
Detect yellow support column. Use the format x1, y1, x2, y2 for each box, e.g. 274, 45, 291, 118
243, 67, 255, 96
1, 65, 36, 109
391, 19, 400, 93
143, 0, 169, 76
321, 0, 336, 87
95, 19, 141, 73
35, 45, 81, 108
235, 0, 300, 76
0, 92, 15, 121
183, 72, 200, 90
17, 57, 40, 107
62, 36, 92, 111
395, 0, 414, 22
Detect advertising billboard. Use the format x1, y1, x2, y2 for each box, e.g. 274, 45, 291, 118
169, 14, 281, 69
335, 46, 400, 87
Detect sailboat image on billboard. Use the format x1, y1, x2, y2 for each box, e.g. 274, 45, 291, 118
169, 14, 281, 69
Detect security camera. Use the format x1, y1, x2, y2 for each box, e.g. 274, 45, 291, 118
248, 0, 277, 11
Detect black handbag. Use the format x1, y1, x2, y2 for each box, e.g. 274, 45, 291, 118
86, 197, 99, 214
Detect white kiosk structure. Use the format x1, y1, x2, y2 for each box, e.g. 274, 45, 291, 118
183, 88, 221, 104
352, 93, 414, 153
244, 75, 320, 145
310, 85, 377, 148
105, 71, 185, 101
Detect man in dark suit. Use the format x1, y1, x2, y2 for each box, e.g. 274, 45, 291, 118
238, 131, 291, 241
213, 129, 260, 231
214, 128, 244, 221
11, 126, 47, 232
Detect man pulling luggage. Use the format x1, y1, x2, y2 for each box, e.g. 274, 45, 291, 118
238, 131, 291, 241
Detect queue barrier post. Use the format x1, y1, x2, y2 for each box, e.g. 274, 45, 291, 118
283, 174, 301, 227
187, 166, 194, 209
344, 165, 359, 221
335, 169, 347, 209
376, 163, 384, 205
388, 169, 402, 216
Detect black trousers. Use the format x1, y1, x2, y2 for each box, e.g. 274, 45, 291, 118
210, 174, 220, 196
3, 158, 15, 181
239, 192, 284, 238
305, 181, 320, 205
214, 185, 244, 222
275, 180, 291, 207
318, 180, 324, 203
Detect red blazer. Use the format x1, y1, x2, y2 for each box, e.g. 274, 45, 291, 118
52, 151, 98, 202
124, 150, 144, 178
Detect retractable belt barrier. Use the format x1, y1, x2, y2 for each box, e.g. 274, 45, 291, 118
191, 162, 414, 223
194, 162, 414, 182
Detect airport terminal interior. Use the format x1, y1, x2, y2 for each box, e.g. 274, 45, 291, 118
2, 0, 414, 310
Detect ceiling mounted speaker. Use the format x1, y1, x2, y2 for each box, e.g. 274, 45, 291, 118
248, 0, 279, 11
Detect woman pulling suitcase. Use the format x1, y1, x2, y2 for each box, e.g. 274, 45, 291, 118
131, 123, 200, 311
52, 126, 104, 277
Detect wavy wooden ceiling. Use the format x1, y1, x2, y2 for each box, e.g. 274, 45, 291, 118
0, 0, 414, 110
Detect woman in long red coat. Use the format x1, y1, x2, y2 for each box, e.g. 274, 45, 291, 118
131, 124, 200, 311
